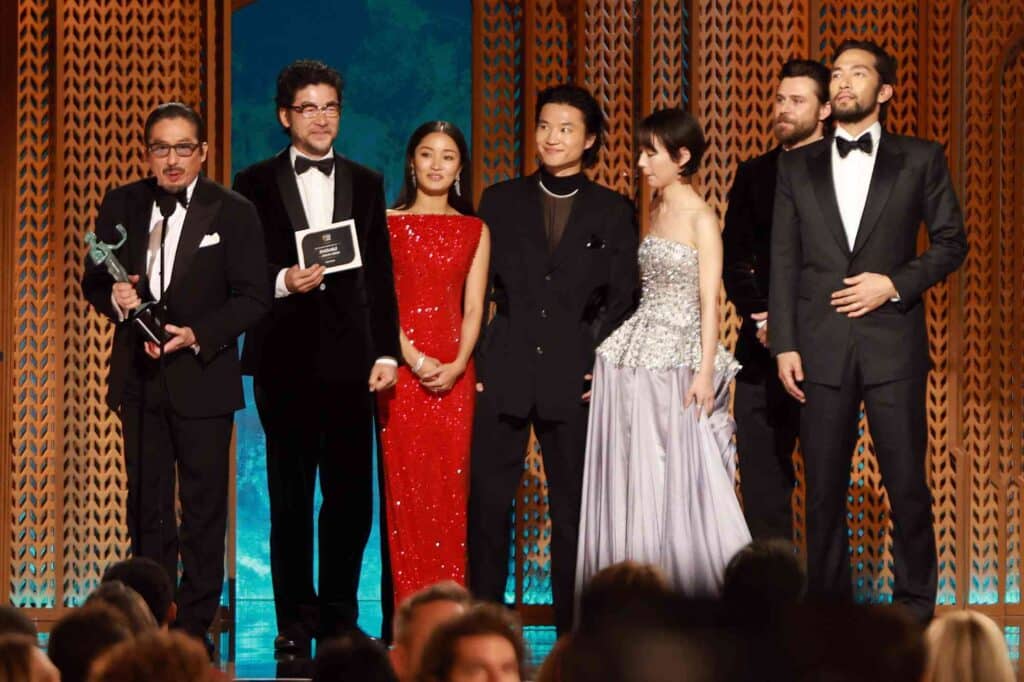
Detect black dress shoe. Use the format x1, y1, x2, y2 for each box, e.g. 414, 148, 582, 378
274, 633, 311, 659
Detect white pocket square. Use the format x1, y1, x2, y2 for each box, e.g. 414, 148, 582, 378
199, 232, 221, 247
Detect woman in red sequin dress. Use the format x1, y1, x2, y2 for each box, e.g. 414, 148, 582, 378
377, 121, 489, 608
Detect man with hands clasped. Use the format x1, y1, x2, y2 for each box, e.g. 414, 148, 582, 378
233, 59, 400, 653
769, 40, 967, 622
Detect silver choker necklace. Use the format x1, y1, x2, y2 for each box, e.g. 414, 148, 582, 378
538, 177, 580, 199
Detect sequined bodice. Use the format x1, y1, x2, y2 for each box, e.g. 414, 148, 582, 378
387, 213, 483, 359
598, 235, 739, 373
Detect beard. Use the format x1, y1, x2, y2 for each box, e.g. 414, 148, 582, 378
774, 115, 820, 147
831, 83, 882, 124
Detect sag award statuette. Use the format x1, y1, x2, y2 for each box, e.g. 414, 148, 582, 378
85, 224, 170, 345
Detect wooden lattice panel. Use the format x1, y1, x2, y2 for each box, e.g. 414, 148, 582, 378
920, 0, 960, 608
961, 1, 1024, 608
580, 2, 634, 196
472, 0, 522, 197
11, 0, 59, 608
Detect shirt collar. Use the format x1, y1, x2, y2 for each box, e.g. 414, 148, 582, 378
289, 145, 335, 166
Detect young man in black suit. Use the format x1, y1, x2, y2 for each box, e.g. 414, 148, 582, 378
723, 59, 831, 541
233, 60, 400, 653
81, 102, 269, 646
468, 84, 639, 634
770, 40, 968, 622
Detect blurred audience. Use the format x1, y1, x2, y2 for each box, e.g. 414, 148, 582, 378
85, 580, 158, 633
87, 629, 219, 682
0, 633, 59, 682
391, 581, 473, 682
314, 631, 398, 682
722, 539, 805, 609
102, 558, 176, 628
417, 603, 529, 682
925, 610, 1014, 682
0, 607, 37, 640
48, 602, 132, 682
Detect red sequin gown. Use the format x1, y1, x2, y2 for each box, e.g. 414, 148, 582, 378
377, 213, 483, 608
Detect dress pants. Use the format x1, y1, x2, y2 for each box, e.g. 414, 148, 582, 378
120, 371, 232, 639
734, 376, 799, 541
468, 390, 589, 635
800, 344, 937, 622
255, 379, 374, 641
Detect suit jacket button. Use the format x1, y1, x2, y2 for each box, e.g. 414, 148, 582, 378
319, 283, 326, 291
544, 274, 552, 281
536, 345, 543, 355
540, 308, 548, 318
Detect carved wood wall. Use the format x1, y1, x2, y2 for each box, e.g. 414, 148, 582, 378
471, 0, 1024, 632
1, 0, 228, 622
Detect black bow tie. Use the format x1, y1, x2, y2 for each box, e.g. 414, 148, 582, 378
835, 133, 873, 158
294, 155, 334, 176
156, 186, 189, 209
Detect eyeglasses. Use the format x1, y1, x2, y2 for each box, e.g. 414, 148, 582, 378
288, 103, 342, 119
148, 142, 203, 158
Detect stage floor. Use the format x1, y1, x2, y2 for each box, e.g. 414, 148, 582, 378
222, 599, 556, 680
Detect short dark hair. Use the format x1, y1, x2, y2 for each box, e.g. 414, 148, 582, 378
48, 603, 132, 682
85, 580, 158, 633
89, 630, 212, 682
143, 102, 204, 144
102, 558, 174, 626
722, 539, 806, 609
276, 59, 345, 111
0, 605, 37, 639
314, 632, 398, 682
417, 603, 529, 682
780, 58, 831, 104
0, 634, 37, 681
536, 84, 604, 168
636, 108, 706, 177
392, 122, 475, 217
834, 39, 897, 85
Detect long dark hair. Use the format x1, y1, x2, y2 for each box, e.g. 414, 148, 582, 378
392, 121, 474, 216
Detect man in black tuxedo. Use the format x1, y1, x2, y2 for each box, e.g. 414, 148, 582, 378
81, 103, 269, 645
469, 84, 639, 634
723, 59, 831, 541
770, 40, 967, 622
233, 60, 400, 652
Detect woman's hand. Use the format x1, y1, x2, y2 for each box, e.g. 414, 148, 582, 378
420, 360, 467, 393
684, 371, 715, 418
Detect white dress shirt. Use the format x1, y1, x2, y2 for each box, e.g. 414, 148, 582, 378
147, 176, 198, 301
831, 121, 882, 250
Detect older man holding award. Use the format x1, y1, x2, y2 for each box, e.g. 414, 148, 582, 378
232, 59, 400, 654
81, 101, 268, 652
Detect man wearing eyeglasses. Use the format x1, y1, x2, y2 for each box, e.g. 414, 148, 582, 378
81, 102, 269, 652
233, 59, 400, 654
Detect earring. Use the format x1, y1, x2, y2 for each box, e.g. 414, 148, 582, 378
454, 176, 461, 197
411, 166, 417, 189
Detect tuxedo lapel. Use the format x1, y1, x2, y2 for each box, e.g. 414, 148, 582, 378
273, 150, 309, 231
851, 133, 903, 256
129, 180, 156, 276
331, 157, 353, 222
807, 142, 850, 254
548, 180, 593, 270
167, 176, 220, 300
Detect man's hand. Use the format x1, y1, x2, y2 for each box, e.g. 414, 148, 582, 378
113, 274, 142, 313
776, 351, 806, 403
368, 362, 398, 392
284, 263, 326, 294
751, 311, 769, 348
830, 273, 897, 318
144, 324, 196, 359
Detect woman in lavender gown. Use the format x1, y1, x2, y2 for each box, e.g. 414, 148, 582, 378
576, 109, 750, 596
